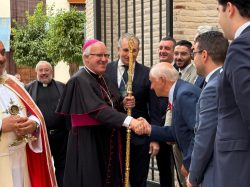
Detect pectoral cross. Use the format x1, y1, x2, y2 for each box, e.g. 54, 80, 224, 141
6, 99, 37, 147
3, 98, 22, 115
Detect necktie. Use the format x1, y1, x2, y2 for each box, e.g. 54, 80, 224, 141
168, 101, 172, 112
202, 81, 207, 89
119, 65, 128, 97
179, 71, 182, 78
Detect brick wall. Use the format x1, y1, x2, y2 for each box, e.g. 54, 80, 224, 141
16, 66, 36, 84
173, 0, 219, 41
85, 0, 95, 39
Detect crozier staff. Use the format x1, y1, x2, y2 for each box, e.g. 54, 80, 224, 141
56, 39, 142, 187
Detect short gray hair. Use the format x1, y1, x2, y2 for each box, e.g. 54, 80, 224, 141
197, 25, 218, 35
35, 60, 52, 71
150, 63, 179, 82
118, 33, 140, 48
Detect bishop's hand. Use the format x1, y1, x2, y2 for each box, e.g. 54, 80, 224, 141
129, 117, 151, 135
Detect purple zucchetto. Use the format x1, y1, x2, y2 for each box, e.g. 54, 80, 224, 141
82, 39, 100, 52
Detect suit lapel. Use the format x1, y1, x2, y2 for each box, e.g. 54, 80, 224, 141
207, 68, 221, 83
182, 63, 196, 83
109, 61, 119, 86
132, 62, 139, 89
173, 79, 182, 108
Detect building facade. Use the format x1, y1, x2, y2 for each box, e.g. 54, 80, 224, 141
0, 0, 218, 82
86, 0, 219, 67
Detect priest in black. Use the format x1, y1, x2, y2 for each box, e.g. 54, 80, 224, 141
56, 39, 143, 187
25, 60, 69, 187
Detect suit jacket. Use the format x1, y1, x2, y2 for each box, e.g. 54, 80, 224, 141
150, 79, 201, 169
181, 62, 205, 89
181, 63, 197, 84
189, 69, 220, 187
165, 63, 204, 127
106, 60, 161, 145
214, 25, 250, 187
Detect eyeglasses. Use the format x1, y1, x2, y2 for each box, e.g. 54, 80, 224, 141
191, 50, 203, 58
89, 53, 110, 58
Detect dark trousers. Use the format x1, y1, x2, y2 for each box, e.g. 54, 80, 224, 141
48, 128, 68, 187
129, 143, 150, 187
156, 142, 173, 187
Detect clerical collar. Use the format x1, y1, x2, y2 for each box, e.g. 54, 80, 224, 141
38, 80, 52, 87
84, 66, 102, 79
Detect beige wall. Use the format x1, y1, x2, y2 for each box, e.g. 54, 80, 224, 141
54, 61, 70, 83
85, 0, 95, 39
0, 0, 10, 17
46, 0, 70, 12
46, 0, 70, 83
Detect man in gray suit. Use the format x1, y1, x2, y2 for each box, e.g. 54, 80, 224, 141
187, 31, 229, 187
214, 1, 250, 187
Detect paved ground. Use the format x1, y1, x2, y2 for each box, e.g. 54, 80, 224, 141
147, 157, 180, 187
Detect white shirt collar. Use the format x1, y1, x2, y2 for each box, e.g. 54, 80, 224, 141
168, 81, 177, 105
205, 66, 222, 83
118, 59, 126, 68
118, 59, 135, 69
234, 21, 250, 39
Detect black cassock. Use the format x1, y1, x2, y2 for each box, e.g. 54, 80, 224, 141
56, 67, 127, 187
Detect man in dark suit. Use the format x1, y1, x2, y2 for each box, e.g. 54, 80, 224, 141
106, 33, 161, 187
157, 36, 176, 187
25, 61, 68, 187
187, 31, 229, 187
135, 63, 201, 177
214, 1, 250, 186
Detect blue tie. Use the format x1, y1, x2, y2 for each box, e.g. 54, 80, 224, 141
119, 65, 128, 97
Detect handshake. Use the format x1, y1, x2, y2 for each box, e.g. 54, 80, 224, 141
129, 117, 151, 135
